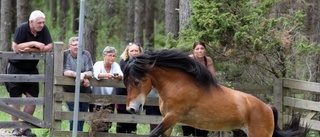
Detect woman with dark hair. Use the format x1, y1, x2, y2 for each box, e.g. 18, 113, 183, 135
189, 41, 216, 77
182, 41, 216, 137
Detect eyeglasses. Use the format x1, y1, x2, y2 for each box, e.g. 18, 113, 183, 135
70, 44, 78, 46
104, 54, 116, 57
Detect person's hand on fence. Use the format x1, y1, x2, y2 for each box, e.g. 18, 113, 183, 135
83, 78, 90, 87
114, 75, 122, 80
80, 73, 86, 81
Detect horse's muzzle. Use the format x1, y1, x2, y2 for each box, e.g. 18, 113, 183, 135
127, 104, 143, 114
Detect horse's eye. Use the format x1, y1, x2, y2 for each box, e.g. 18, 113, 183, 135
133, 79, 140, 86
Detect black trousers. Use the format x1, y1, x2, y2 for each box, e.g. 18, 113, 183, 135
182, 125, 208, 137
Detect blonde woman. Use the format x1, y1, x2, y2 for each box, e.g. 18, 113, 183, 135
114, 42, 143, 133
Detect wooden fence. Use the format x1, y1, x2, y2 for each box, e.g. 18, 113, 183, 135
0, 42, 320, 137
0, 47, 54, 129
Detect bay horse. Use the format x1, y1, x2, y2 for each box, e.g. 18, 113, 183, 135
123, 49, 309, 137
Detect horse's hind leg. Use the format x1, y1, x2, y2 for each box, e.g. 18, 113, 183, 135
247, 111, 274, 137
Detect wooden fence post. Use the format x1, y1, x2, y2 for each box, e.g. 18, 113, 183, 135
273, 78, 283, 128
43, 48, 54, 127
51, 42, 64, 136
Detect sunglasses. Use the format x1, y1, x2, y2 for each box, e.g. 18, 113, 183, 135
128, 42, 140, 46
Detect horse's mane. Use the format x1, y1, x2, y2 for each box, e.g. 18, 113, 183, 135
123, 49, 219, 90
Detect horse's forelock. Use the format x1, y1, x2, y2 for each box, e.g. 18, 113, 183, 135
124, 57, 154, 86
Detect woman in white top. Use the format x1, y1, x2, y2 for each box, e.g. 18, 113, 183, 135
89, 46, 123, 132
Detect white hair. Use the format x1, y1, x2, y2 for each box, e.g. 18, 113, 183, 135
29, 10, 45, 21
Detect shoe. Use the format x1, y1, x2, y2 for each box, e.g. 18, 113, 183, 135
12, 128, 22, 136
21, 128, 37, 137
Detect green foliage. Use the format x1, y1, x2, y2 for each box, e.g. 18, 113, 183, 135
176, 0, 314, 84
154, 22, 166, 49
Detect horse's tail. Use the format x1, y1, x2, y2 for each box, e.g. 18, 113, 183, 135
271, 106, 310, 137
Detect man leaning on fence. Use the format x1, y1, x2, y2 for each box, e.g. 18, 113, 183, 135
63, 36, 93, 131
4, 10, 53, 137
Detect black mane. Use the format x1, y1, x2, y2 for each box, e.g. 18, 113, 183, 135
123, 49, 219, 90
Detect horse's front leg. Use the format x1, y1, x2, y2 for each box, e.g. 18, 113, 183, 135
162, 127, 173, 137
149, 114, 178, 137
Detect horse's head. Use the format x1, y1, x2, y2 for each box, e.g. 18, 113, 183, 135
123, 56, 155, 114
123, 49, 219, 114
125, 76, 153, 114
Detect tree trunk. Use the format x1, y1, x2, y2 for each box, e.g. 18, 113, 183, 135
145, 0, 155, 49
155, 0, 165, 24
125, 0, 135, 44
134, 0, 144, 46
59, 0, 69, 42
16, 0, 29, 26
51, 0, 57, 28
0, 0, 13, 74
165, 0, 179, 39
306, 0, 320, 82
11, 0, 17, 33
0, 1, 1, 24
84, 22, 98, 63
105, 0, 116, 43
179, 0, 191, 32
83, 0, 102, 63
72, 0, 79, 33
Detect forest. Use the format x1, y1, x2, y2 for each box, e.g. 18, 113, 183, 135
1, 0, 320, 85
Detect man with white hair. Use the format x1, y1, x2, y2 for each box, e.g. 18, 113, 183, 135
4, 10, 52, 137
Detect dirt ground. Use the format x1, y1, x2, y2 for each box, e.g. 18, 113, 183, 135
0, 128, 20, 137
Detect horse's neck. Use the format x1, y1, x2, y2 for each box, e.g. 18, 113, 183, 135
149, 67, 189, 94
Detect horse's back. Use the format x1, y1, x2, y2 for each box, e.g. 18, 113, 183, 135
185, 85, 274, 133
219, 86, 275, 136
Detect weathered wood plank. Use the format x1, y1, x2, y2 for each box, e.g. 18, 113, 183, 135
273, 78, 283, 128
283, 78, 320, 93
0, 101, 46, 127
54, 75, 125, 88
0, 121, 39, 128
305, 112, 317, 120
283, 97, 320, 111
0, 52, 46, 60
53, 92, 159, 106
0, 98, 43, 105
55, 112, 163, 124
44, 50, 54, 126
52, 42, 65, 133
0, 74, 45, 82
